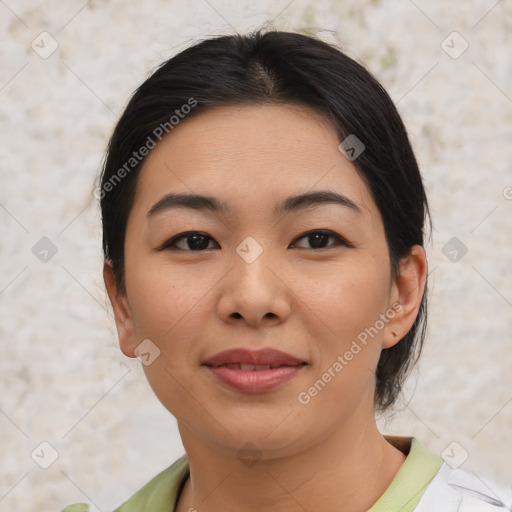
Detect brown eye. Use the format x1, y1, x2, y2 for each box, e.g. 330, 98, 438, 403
160, 231, 218, 251
291, 230, 352, 250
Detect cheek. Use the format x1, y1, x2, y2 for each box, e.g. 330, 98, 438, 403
297, 256, 391, 401
301, 259, 390, 344
125, 262, 211, 415
125, 249, 208, 339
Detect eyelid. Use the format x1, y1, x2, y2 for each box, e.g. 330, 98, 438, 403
155, 231, 217, 252
291, 229, 354, 249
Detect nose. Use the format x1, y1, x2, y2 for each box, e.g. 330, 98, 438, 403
216, 246, 291, 328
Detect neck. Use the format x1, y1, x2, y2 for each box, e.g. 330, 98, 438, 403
175, 417, 407, 512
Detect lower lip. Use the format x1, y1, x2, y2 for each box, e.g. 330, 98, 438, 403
204, 365, 305, 393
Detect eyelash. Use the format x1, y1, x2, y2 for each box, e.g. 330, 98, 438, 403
158, 229, 353, 252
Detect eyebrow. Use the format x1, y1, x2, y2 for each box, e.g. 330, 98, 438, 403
147, 190, 362, 219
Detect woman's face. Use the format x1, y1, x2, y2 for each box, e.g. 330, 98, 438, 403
105, 103, 424, 459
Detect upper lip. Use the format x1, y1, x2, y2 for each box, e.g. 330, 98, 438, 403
202, 348, 306, 367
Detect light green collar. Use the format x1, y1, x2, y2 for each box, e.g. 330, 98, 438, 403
368, 435, 444, 512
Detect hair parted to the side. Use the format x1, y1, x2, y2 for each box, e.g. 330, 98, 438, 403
97, 27, 431, 413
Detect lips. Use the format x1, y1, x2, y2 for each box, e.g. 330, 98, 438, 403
202, 348, 307, 393
217, 363, 285, 370
202, 348, 306, 368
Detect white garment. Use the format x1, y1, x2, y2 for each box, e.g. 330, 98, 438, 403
414, 462, 511, 511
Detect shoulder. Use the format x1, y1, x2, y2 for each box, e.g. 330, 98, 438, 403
414, 462, 512, 512
61, 454, 189, 512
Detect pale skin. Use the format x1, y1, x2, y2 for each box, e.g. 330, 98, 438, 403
103, 104, 427, 512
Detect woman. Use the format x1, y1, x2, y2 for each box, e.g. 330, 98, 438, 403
65, 28, 509, 511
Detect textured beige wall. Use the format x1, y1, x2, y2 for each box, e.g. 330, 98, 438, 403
1, 0, 511, 510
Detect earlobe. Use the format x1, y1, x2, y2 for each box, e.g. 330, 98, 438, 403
102, 261, 138, 358
383, 245, 428, 349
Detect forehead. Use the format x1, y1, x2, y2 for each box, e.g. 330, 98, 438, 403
132, 103, 378, 220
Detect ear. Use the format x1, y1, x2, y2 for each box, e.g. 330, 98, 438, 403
382, 245, 428, 349
103, 260, 138, 358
